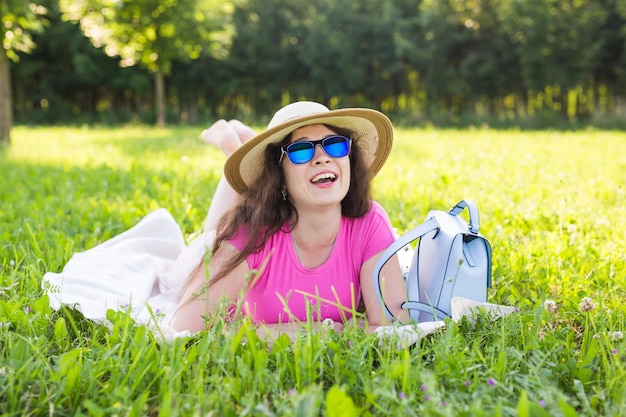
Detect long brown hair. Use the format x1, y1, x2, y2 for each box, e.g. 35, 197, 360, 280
209, 124, 373, 283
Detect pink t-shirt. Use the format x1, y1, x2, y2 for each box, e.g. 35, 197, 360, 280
229, 201, 395, 324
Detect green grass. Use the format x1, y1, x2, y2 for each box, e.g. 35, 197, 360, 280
1, 125, 626, 416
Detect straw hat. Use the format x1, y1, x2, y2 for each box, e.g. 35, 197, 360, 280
224, 101, 394, 194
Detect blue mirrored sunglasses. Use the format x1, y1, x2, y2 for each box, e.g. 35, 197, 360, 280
279, 135, 352, 164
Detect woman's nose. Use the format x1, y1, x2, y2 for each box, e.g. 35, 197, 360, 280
311, 144, 330, 164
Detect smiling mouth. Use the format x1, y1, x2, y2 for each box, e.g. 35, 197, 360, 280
311, 172, 337, 184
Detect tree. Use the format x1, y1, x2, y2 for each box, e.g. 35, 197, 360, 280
611, 0, 626, 91
224, 0, 310, 112
417, 0, 470, 116
12, 0, 153, 125
297, 0, 406, 108
59, 0, 235, 128
504, 0, 608, 118
593, 0, 626, 96
457, 0, 521, 115
0, 0, 45, 144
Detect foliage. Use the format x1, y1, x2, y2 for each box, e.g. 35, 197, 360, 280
1, 0, 47, 144
1, 126, 626, 415
54, 0, 236, 128
11, 1, 153, 125
1, 0, 47, 60
5, 0, 626, 127
502, 0, 608, 103
58, 0, 234, 75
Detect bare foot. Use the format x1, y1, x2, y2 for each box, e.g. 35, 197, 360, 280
228, 119, 256, 143
200, 120, 242, 156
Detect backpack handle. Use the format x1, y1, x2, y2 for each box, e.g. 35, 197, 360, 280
372, 217, 440, 321
448, 199, 480, 233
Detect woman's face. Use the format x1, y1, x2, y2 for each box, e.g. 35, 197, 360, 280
282, 124, 351, 211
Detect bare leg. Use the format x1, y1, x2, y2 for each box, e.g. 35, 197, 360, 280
200, 119, 256, 157
227, 119, 256, 144
166, 120, 257, 333
203, 176, 241, 235
202, 120, 256, 234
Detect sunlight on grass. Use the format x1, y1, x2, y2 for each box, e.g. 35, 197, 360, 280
7, 125, 224, 171
2, 125, 626, 415
377, 128, 626, 309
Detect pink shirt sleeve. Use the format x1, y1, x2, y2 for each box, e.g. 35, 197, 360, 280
229, 201, 395, 324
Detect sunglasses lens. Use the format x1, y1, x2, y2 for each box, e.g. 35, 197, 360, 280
284, 136, 351, 164
286, 142, 315, 164
323, 136, 350, 158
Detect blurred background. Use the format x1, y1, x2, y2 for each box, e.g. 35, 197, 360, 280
2, 0, 626, 140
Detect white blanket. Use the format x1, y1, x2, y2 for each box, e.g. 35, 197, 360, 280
42, 209, 206, 328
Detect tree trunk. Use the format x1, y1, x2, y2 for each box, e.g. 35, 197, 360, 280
0, 48, 12, 145
155, 70, 166, 128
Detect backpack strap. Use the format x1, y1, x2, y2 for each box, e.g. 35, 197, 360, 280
373, 217, 440, 321
448, 199, 480, 233
401, 301, 450, 319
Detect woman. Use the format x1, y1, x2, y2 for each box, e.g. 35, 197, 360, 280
43, 101, 410, 342
171, 101, 408, 336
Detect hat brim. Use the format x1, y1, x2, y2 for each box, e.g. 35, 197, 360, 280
224, 108, 394, 194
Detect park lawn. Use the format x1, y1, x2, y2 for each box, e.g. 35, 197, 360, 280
1, 125, 626, 416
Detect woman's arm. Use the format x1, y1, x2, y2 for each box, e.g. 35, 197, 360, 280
170, 241, 250, 333
254, 321, 345, 345
359, 250, 408, 329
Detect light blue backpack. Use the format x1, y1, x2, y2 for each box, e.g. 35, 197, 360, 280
373, 200, 492, 322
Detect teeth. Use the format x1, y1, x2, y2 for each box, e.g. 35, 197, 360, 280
311, 172, 336, 183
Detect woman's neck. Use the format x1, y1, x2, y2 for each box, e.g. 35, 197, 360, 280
292, 205, 342, 247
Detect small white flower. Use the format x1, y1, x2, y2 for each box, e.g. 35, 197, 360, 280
567, 224, 577, 234
9, 260, 15, 267
322, 318, 335, 330
543, 299, 558, 314
181, 155, 189, 163
611, 331, 623, 341
579, 297, 596, 312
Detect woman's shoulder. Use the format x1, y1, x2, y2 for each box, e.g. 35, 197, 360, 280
369, 200, 388, 215
339, 200, 395, 257
363, 200, 391, 221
